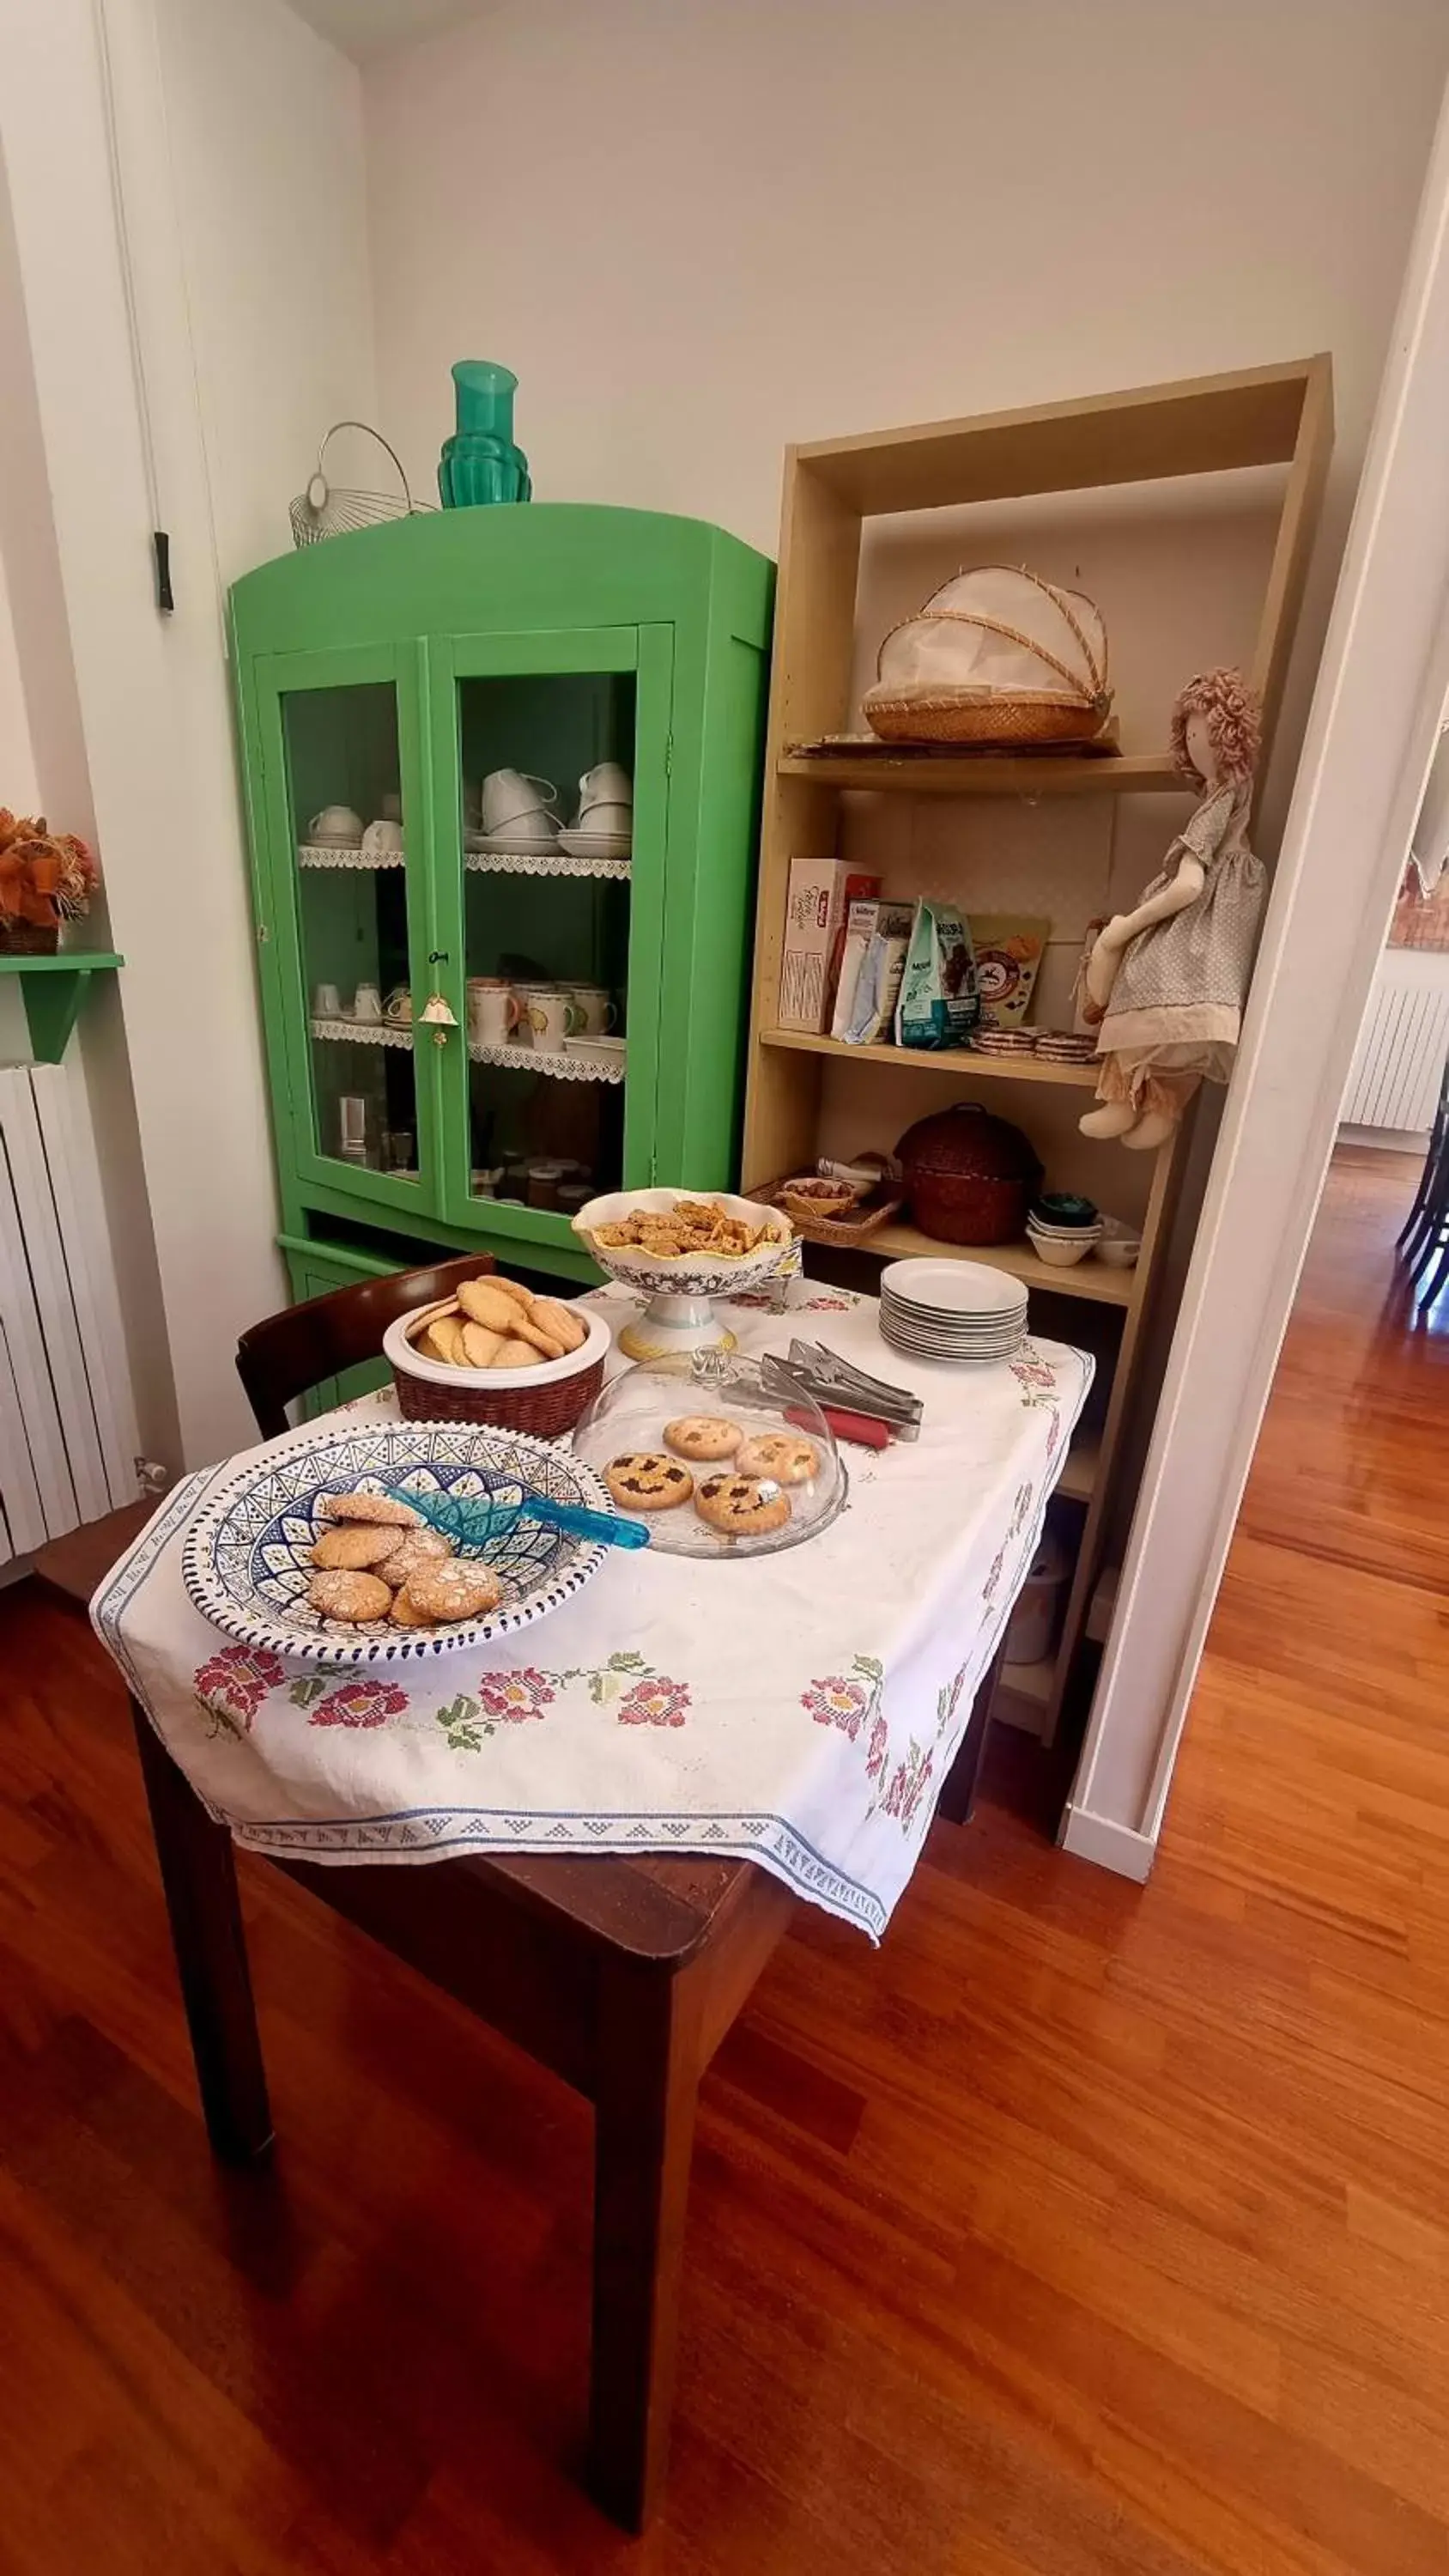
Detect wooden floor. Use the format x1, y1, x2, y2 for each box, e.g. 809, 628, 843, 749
2, 1145, 1446, 2574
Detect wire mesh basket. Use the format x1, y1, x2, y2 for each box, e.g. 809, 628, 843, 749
290, 422, 435, 548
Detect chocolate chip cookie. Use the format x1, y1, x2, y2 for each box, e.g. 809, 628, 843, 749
603, 1452, 695, 1511
734, 1432, 819, 1486
664, 1415, 743, 1464
694, 1473, 792, 1538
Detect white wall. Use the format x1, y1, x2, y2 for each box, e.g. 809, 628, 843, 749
0, 0, 375, 1468
366, 0, 1449, 598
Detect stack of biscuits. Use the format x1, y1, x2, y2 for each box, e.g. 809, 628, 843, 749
409, 1273, 588, 1371
306, 1490, 504, 1628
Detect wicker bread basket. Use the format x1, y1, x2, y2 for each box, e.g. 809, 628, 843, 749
864, 565, 1113, 750
384, 1299, 609, 1437
755, 1173, 906, 1249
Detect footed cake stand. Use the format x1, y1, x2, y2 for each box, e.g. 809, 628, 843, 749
571, 1188, 798, 1362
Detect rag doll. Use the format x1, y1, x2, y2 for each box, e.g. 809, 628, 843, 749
1079, 668, 1265, 1151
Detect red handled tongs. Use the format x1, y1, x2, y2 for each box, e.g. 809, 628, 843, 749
761, 1342, 924, 1449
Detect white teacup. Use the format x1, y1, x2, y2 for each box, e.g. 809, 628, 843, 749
480, 769, 560, 839
312, 982, 342, 1020
573, 803, 632, 841
351, 982, 383, 1023
466, 977, 520, 1047
309, 805, 362, 844
385, 987, 413, 1024
577, 762, 633, 819
566, 984, 617, 1036
361, 817, 404, 857
518, 987, 582, 1050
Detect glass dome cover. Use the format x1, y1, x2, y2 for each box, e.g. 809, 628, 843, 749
573, 1351, 846, 1558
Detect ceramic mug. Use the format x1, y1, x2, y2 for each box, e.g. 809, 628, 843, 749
519, 987, 583, 1050
480, 768, 559, 837
565, 984, 617, 1036
308, 805, 363, 844
351, 981, 383, 1024
385, 986, 413, 1025
466, 977, 520, 1047
577, 762, 632, 819
312, 981, 342, 1020
361, 818, 404, 858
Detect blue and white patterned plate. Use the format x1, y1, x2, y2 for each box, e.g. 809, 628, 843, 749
180, 1419, 615, 1667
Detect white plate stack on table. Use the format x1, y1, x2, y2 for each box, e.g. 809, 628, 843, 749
879, 1257, 1028, 1364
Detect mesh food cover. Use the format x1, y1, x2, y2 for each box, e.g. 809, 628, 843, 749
864, 564, 1112, 748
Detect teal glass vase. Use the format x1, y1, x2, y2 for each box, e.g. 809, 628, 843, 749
438, 360, 532, 507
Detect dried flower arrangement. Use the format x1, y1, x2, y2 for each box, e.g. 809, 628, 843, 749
0, 811, 100, 953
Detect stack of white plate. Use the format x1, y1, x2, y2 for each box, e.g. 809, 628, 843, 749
879, 1257, 1028, 1364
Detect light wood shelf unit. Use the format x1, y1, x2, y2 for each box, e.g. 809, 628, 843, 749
742, 358, 1333, 1755
779, 749, 1181, 797
866, 1221, 1135, 1307
760, 1026, 1100, 1089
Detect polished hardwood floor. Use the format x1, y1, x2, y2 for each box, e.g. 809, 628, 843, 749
1, 1145, 1446, 2574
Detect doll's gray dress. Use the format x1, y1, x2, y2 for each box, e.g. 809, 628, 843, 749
1094, 780, 1264, 1109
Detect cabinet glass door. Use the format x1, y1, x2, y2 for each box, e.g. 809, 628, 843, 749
258, 646, 439, 1214
429, 627, 670, 1252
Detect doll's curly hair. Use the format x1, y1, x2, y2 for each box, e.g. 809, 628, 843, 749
1170, 667, 1262, 788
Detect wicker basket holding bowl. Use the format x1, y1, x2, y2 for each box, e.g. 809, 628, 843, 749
385, 1296, 609, 1437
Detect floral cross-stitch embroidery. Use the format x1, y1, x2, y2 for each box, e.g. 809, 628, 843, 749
477, 1668, 555, 1723
432, 1651, 689, 1750
882, 1737, 934, 1828
803, 1652, 883, 1746
310, 1679, 409, 1729
618, 1676, 690, 1728
193, 1644, 285, 1736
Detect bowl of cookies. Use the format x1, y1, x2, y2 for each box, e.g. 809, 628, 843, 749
385, 1269, 609, 1437
571, 1188, 796, 1362
180, 1419, 616, 1665
572, 1352, 846, 1558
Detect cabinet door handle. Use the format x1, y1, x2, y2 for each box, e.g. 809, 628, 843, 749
428, 950, 449, 965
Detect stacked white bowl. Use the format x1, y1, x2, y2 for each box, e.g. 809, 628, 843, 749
879, 1258, 1028, 1363
1025, 1208, 1103, 1269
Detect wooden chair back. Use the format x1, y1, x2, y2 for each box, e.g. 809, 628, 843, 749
235, 1254, 494, 1440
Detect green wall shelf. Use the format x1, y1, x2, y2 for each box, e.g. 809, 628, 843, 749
229, 504, 773, 1295
0, 952, 124, 1061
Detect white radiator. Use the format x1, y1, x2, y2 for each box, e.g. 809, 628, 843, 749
0, 1066, 140, 1569
1342, 951, 1449, 1134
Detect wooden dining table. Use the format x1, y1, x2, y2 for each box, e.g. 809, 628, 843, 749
35, 1502, 999, 2532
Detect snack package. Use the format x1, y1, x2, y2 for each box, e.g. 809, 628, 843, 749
842, 902, 913, 1043
778, 858, 878, 1031
968, 914, 1050, 1030
894, 901, 979, 1049
830, 897, 881, 1039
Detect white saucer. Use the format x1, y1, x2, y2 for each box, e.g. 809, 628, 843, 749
558, 828, 633, 860
468, 829, 562, 856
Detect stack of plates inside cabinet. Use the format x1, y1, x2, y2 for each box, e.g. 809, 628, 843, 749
878, 1258, 1028, 1364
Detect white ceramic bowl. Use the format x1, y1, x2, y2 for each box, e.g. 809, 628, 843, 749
1026, 1229, 1094, 1268
1093, 1235, 1141, 1269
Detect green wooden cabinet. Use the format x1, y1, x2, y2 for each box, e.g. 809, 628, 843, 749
229, 505, 773, 1285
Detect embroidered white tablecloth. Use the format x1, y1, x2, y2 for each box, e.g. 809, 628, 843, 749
92, 1286, 1092, 1941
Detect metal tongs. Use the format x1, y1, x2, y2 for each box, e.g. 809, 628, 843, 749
761, 1341, 924, 1446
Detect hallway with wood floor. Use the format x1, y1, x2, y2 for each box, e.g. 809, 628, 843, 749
0, 1145, 1446, 2574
